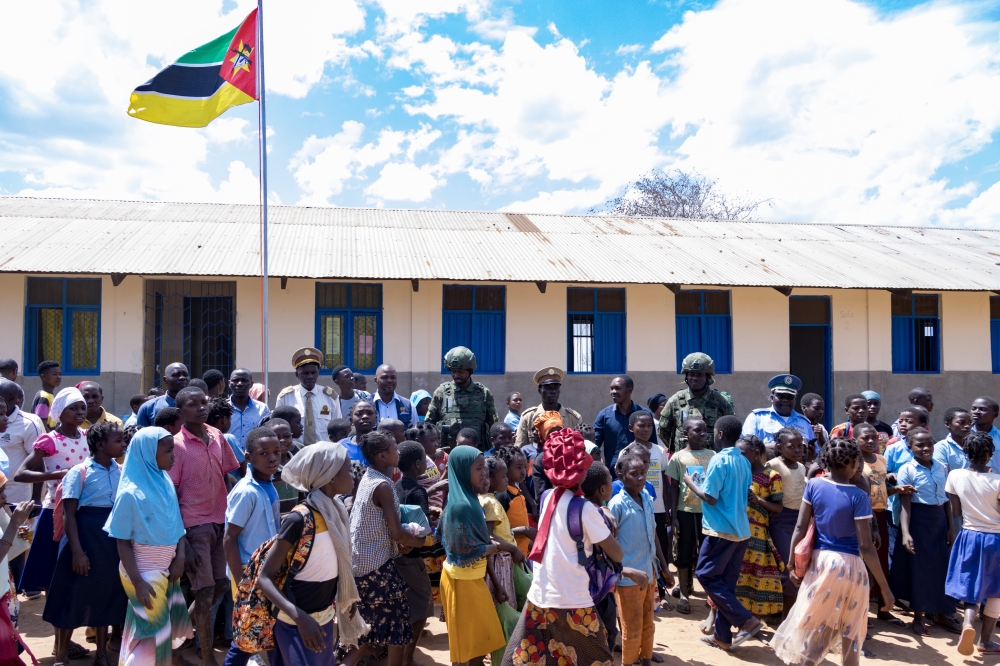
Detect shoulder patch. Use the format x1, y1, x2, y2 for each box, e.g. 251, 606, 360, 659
565, 407, 582, 419
277, 386, 295, 399
322, 386, 336, 397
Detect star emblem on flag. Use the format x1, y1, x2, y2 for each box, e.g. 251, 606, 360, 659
229, 40, 253, 75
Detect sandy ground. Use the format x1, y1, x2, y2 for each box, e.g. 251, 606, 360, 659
16, 587, 988, 666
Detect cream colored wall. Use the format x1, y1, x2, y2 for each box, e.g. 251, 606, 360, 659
506, 282, 565, 372
866, 290, 892, 372
0, 274, 24, 363
383, 281, 414, 371
941, 291, 992, 371
104, 275, 144, 374
627, 284, 674, 372
731, 287, 789, 371
409, 281, 437, 375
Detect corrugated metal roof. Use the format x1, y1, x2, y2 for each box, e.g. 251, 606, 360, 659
1, 196, 999, 290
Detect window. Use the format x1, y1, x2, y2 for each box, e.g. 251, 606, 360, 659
25, 277, 101, 374
991, 296, 1000, 374
891, 293, 940, 373
567, 288, 626, 373
315, 283, 382, 372
675, 290, 732, 373
441, 285, 506, 374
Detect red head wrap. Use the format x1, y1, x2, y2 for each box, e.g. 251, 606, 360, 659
528, 428, 592, 563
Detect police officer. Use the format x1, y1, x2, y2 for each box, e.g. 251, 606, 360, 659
425, 346, 499, 450
514, 367, 582, 449
657, 352, 735, 453
742, 374, 815, 452
275, 347, 340, 445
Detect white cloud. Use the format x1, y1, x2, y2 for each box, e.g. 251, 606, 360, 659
365, 162, 442, 201
615, 44, 643, 55
402, 86, 427, 97
216, 160, 260, 203
203, 118, 251, 145
470, 9, 538, 41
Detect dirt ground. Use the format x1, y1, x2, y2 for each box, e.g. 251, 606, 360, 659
16, 586, 986, 666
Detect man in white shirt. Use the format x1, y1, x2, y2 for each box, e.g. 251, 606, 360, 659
275, 348, 340, 445
0, 381, 43, 503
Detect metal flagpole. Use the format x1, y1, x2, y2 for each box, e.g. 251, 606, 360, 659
257, 0, 270, 401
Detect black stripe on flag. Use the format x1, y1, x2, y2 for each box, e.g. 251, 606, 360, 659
135, 64, 226, 98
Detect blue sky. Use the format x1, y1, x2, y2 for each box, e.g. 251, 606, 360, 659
2, 0, 1000, 226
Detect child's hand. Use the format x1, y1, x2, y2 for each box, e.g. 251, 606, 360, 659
622, 568, 648, 587
903, 534, 915, 555
168, 555, 185, 582
947, 527, 956, 547
134, 579, 156, 610
789, 571, 802, 587
494, 587, 509, 605
9, 500, 33, 527
895, 484, 916, 496
510, 547, 525, 565
71, 550, 90, 576
296, 614, 326, 653
880, 589, 896, 614
348, 603, 357, 620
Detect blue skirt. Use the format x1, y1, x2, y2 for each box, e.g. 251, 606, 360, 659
272, 618, 335, 666
946, 529, 1000, 603
18, 508, 56, 592
889, 502, 956, 615
769, 508, 798, 595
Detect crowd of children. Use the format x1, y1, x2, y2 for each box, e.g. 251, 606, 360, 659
1, 356, 1000, 666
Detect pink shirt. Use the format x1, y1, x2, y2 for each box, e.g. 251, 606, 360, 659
34, 430, 88, 508
168, 424, 239, 528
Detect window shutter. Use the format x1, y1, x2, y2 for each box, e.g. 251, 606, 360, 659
594, 312, 626, 373
891, 316, 914, 373
702, 316, 732, 373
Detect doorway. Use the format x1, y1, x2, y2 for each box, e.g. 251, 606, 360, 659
789, 296, 832, 428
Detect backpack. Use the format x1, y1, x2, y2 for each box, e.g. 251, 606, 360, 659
541, 490, 621, 604
231, 505, 316, 653
52, 463, 88, 542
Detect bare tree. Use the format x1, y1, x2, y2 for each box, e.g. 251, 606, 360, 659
594, 169, 769, 220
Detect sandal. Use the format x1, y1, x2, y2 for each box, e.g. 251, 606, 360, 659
878, 611, 906, 628
731, 620, 764, 648
676, 599, 692, 615
93, 655, 111, 666
55, 642, 90, 660
932, 614, 963, 635
700, 636, 730, 652
977, 641, 1000, 654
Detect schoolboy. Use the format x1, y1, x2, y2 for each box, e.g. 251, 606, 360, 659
489, 422, 514, 452
169, 386, 240, 666
378, 418, 406, 444
327, 418, 351, 443
153, 406, 182, 435
32, 360, 62, 431
665, 417, 716, 614
799, 393, 828, 456
208, 396, 246, 478
455, 426, 479, 451
124, 394, 147, 428
222, 426, 280, 666
829, 393, 870, 441
970, 396, 1000, 471
686, 415, 762, 651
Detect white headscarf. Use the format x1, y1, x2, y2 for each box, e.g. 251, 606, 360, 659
280, 441, 369, 646
50, 387, 85, 426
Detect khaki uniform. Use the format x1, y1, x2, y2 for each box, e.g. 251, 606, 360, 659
657, 387, 735, 452
425, 380, 498, 449
514, 404, 583, 449
275, 384, 341, 445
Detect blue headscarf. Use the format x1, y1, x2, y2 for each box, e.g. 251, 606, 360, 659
104, 427, 186, 547
439, 445, 491, 567
410, 390, 432, 422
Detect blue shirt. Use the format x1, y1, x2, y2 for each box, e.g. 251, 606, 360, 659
973, 425, 1000, 474
742, 407, 814, 446
225, 433, 245, 465
340, 437, 367, 465
504, 412, 520, 431
136, 394, 176, 427
611, 479, 656, 501
803, 477, 872, 556
226, 473, 281, 566
884, 438, 913, 525
608, 488, 656, 586
933, 435, 968, 475
898, 459, 948, 506
594, 402, 657, 468
228, 398, 270, 449
701, 447, 752, 540
62, 457, 121, 508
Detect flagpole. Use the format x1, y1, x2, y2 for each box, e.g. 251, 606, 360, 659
256, 0, 270, 403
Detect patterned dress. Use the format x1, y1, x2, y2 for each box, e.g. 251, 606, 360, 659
736, 468, 785, 616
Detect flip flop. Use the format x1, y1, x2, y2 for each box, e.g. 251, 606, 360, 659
676, 599, 692, 615
731, 620, 765, 648
933, 615, 963, 635
959, 626, 977, 656
878, 612, 907, 628
977, 642, 1000, 654
700, 637, 730, 652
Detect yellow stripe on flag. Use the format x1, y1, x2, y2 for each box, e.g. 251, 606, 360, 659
127, 82, 254, 128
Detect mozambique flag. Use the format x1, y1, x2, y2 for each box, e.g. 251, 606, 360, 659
128, 9, 258, 128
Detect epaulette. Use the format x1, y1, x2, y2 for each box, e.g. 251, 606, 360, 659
565, 407, 582, 419
322, 386, 336, 397
276, 385, 295, 399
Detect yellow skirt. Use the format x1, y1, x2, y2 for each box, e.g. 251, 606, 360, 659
440, 567, 507, 663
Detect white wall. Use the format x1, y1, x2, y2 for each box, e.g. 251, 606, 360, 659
0, 274, 25, 363
732, 287, 789, 371
105, 275, 144, 374
506, 282, 565, 372
942, 291, 992, 371
626, 284, 674, 373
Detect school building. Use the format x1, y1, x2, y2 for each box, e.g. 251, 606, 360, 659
1, 196, 998, 436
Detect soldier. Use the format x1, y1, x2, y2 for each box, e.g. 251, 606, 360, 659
425, 346, 499, 449
274, 347, 340, 445
742, 374, 815, 453
514, 367, 582, 449
657, 352, 735, 453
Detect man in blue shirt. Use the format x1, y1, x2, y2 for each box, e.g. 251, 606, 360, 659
594, 375, 656, 469
685, 443, 762, 650
742, 374, 814, 453
136, 362, 189, 427
227, 368, 270, 449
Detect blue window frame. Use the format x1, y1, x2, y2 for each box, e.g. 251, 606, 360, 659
441, 285, 505, 374
315, 283, 382, 373
24, 277, 101, 375
674, 290, 732, 373
991, 296, 1000, 374
567, 288, 626, 373
891, 293, 940, 373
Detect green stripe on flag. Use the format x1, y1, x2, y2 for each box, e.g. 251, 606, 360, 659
175, 25, 239, 65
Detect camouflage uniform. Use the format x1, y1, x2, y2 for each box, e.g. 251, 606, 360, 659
425, 346, 499, 449
657, 352, 735, 452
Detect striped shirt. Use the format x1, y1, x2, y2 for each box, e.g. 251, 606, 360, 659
349, 467, 398, 577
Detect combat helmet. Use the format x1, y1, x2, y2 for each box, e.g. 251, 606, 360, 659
444, 346, 477, 372
681, 352, 716, 384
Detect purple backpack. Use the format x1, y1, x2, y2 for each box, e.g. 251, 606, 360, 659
542, 490, 622, 604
